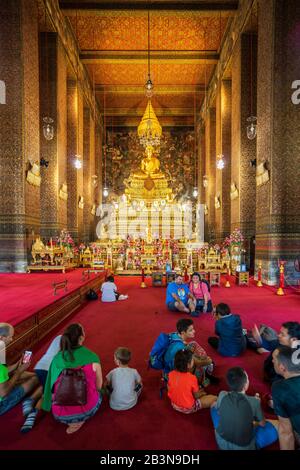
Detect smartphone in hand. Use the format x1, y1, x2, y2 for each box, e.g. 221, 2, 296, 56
22, 351, 32, 364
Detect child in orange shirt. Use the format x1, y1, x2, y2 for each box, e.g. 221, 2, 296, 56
167, 349, 217, 414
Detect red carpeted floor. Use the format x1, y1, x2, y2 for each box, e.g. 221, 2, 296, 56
0, 276, 299, 450
0, 269, 105, 326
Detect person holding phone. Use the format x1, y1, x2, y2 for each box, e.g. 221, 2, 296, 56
20, 335, 62, 433
0, 323, 39, 416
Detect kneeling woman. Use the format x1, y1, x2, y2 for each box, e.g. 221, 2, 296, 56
42, 323, 102, 434
168, 349, 217, 414
188, 272, 213, 314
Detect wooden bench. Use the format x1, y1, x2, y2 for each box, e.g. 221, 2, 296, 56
52, 279, 68, 296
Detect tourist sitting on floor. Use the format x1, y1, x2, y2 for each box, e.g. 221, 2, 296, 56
42, 323, 103, 434
188, 272, 213, 314
101, 275, 128, 302
168, 349, 217, 414
208, 303, 246, 357
210, 367, 278, 450
262, 322, 300, 385
105, 347, 142, 411
0, 323, 39, 416
20, 335, 62, 433
166, 273, 193, 314
271, 345, 300, 450
163, 318, 219, 385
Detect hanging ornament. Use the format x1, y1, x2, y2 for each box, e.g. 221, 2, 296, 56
246, 116, 257, 140
42, 117, 54, 141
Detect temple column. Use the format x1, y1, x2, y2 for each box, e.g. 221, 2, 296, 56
231, 33, 257, 270
204, 108, 216, 242
256, 0, 300, 285
40, 33, 68, 239
215, 81, 232, 242
82, 107, 95, 243
66, 80, 83, 243
0, 0, 40, 272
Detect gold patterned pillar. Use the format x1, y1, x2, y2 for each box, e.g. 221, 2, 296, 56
82, 107, 93, 243
40, 33, 68, 239
66, 80, 79, 242
215, 81, 232, 242
256, 0, 300, 285
204, 108, 216, 242
94, 124, 103, 238
231, 33, 257, 270
0, 0, 40, 272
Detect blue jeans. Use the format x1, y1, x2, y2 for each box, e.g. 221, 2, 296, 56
0, 385, 26, 415
210, 407, 278, 449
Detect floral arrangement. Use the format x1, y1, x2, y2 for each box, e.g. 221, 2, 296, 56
170, 239, 179, 254
224, 228, 244, 247
79, 243, 86, 251
58, 229, 75, 248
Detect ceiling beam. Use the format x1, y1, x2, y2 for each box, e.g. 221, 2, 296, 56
103, 107, 194, 116
81, 50, 219, 64
60, 2, 239, 12
95, 84, 206, 93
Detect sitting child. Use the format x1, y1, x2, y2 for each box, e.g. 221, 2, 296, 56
105, 347, 142, 411
101, 275, 128, 303
210, 367, 278, 450
20, 335, 62, 433
208, 303, 246, 357
167, 349, 217, 414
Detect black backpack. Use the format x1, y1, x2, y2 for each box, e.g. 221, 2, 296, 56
86, 289, 98, 300
217, 392, 254, 447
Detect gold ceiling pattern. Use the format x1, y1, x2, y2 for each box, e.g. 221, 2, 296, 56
67, 12, 229, 52
86, 63, 214, 86
60, 5, 235, 126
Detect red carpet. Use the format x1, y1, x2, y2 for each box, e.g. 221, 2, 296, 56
0, 269, 105, 326
0, 276, 299, 450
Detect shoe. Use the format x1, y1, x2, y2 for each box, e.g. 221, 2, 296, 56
118, 294, 128, 300
190, 311, 199, 318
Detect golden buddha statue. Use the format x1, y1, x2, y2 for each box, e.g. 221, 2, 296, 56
141, 145, 161, 175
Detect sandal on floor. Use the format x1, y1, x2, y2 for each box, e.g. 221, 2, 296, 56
66, 422, 85, 434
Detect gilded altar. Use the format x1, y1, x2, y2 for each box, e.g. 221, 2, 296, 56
27, 237, 77, 273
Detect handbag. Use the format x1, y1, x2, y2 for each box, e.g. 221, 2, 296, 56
86, 289, 98, 300
54, 367, 87, 406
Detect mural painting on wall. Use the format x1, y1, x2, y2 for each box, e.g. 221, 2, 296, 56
104, 129, 196, 202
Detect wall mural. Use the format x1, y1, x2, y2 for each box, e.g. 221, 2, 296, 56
104, 128, 196, 202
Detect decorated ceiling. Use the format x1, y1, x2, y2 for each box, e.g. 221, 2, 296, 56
59, 1, 237, 126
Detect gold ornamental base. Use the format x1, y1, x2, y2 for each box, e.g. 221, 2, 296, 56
257, 280, 263, 287
277, 287, 285, 296
225, 280, 231, 288
141, 281, 147, 288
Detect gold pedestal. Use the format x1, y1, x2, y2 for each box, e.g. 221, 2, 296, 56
277, 287, 285, 296
225, 280, 231, 288
257, 280, 263, 287
141, 281, 147, 288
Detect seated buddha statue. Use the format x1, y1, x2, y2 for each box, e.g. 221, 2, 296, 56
140, 145, 162, 176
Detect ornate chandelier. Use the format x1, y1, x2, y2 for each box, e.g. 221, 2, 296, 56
138, 100, 162, 148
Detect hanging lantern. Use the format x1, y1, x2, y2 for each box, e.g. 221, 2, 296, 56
216, 154, 225, 170
246, 116, 257, 140
43, 117, 54, 141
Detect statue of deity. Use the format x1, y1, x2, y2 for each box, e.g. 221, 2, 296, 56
141, 145, 161, 175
